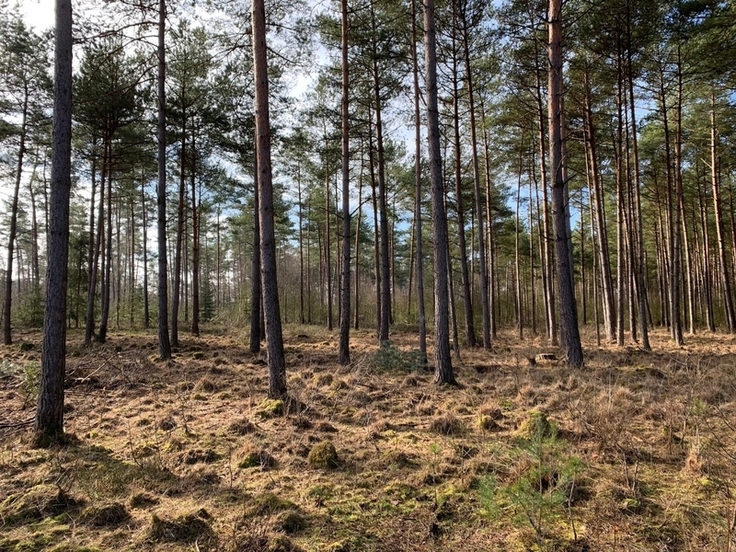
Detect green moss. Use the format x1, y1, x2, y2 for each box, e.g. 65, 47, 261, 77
517, 410, 554, 440
307, 441, 339, 469
0, 485, 80, 525
257, 399, 284, 418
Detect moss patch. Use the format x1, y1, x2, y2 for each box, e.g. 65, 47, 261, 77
307, 441, 339, 469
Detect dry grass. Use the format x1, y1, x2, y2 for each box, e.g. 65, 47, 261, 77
1, 326, 736, 551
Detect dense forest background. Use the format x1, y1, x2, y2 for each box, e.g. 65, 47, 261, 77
2, 0, 736, 353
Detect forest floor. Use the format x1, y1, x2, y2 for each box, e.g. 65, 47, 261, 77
1, 325, 736, 551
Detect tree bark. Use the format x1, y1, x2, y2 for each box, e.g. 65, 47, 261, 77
250, 152, 262, 353
424, 0, 455, 385
711, 99, 736, 332
156, 0, 172, 360
252, 0, 287, 398
411, 0, 427, 366
3, 92, 28, 345
36, 0, 73, 443
338, 0, 351, 365
547, 0, 582, 367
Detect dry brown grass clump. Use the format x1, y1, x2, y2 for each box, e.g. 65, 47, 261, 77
429, 413, 463, 436
148, 510, 215, 544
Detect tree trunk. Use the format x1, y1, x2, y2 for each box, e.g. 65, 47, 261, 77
97, 154, 113, 343
411, 0, 427, 366
171, 123, 186, 348
711, 99, 736, 332
142, 179, 150, 328
371, 9, 391, 344
625, 10, 650, 351
460, 7, 490, 350
534, 48, 557, 346
424, 0, 455, 385
449, 9, 475, 348
3, 92, 28, 345
547, 0, 582, 367
250, 153, 262, 353
85, 138, 106, 347
252, 0, 287, 398
338, 0, 351, 365
36, 0, 73, 443
583, 65, 616, 342
191, 134, 200, 337
156, 0, 172, 360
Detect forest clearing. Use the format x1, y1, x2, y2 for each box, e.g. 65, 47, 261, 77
2, 326, 736, 551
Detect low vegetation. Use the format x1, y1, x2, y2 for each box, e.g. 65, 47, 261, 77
2, 326, 736, 551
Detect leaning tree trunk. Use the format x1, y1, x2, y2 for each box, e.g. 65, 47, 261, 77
36, 0, 73, 443
547, 0, 582, 368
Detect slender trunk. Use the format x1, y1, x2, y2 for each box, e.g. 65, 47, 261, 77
371, 10, 391, 344
298, 166, 305, 324
3, 93, 28, 345
250, 153, 262, 353
339, 0, 351, 365
142, 180, 150, 328
156, 0, 172, 360
36, 0, 72, 442
354, 167, 363, 330
625, 15, 649, 350
253, 0, 286, 398
85, 138, 106, 346
411, 0, 427, 365
450, 23, 475, 348
191, 133, 200, 336
583, 65, 616, 342
548, 0, 582, 367
424, 0, 454, 384
534, 48, 557, 345
171, 118, 186, 347
711, 99, 736, 332
325, 174, 333, 330
670, 47, 684, 345
515, 137, 524, 339
461, 15, 490, 350
98, 149, 113, 343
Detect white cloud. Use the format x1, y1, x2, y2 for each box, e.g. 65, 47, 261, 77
18, 0, 55, 31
